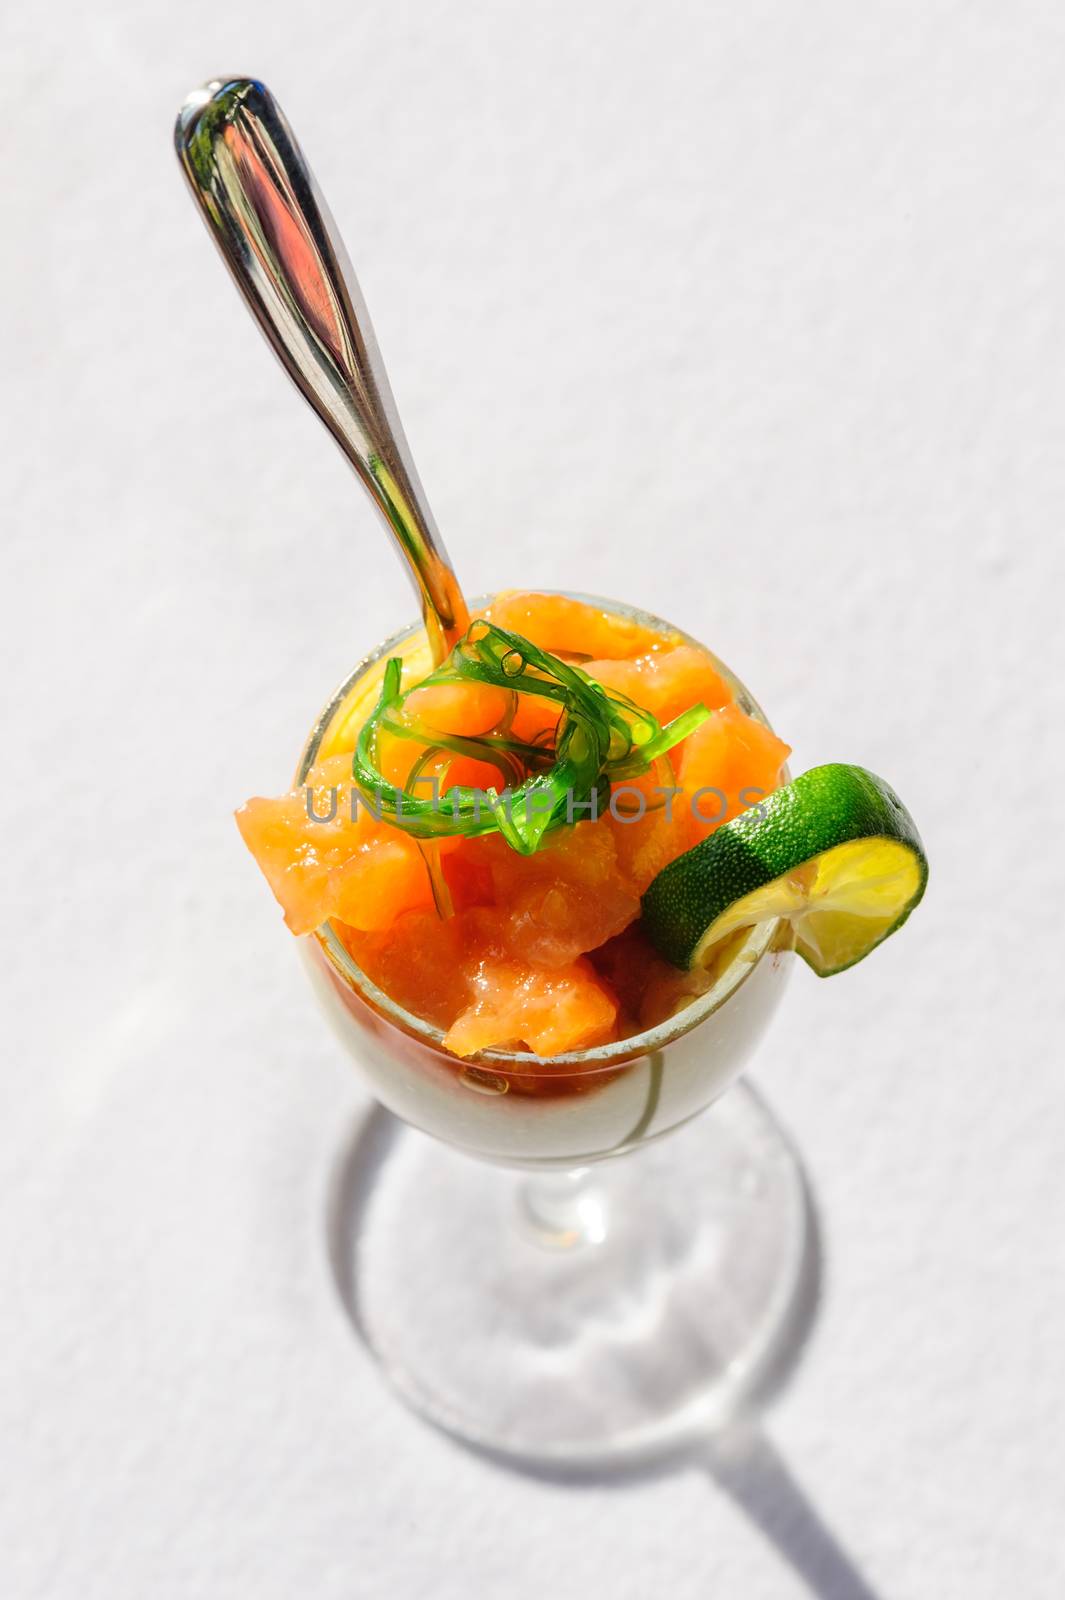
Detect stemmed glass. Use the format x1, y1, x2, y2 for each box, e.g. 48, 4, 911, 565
301, 596, 808, 1463
175, 83, 811, 1462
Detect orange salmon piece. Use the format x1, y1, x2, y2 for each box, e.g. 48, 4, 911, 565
584, 645, 732, 724
235, 754, 437, 935
445, 955, 618, 1057
677, 704, 791, 845
477, 822, 641, 966
478, 591, 667, 659
340, 909, 470, 1030
605, 768, 691, 892
397, 679, 511, 736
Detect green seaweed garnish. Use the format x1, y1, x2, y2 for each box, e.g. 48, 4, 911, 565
353, 622, 710, 855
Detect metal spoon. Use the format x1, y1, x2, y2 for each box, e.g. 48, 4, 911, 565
175, 77, 470, 664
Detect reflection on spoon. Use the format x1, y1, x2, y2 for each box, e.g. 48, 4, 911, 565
175, 77, 470, 664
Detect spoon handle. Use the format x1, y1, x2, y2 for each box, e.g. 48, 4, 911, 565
175, 77, 469, 663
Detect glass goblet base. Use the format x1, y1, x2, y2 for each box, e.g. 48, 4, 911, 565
327, 1081, 812, 1466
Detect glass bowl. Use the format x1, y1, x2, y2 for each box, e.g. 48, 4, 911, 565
302, 594, 809, 1463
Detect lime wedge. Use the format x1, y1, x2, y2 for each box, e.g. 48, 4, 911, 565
641, 764, 927, 976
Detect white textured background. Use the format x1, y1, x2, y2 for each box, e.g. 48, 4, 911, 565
4, 2, 1065, 1596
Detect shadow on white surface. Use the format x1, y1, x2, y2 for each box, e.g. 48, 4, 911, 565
327, 1106, 884, 1600
705, 1429, 884, 1600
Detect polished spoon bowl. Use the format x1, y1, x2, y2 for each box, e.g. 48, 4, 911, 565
175, 77, 470, 665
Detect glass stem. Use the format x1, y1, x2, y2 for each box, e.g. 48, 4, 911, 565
518, 1166, 609, 1249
